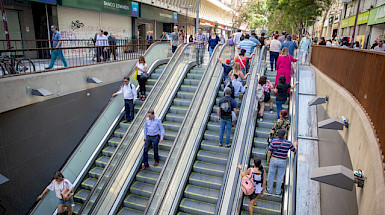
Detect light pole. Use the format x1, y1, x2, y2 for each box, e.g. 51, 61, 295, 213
350, 0, 361, 48
196, 0, 200, 34
181, 5, 193, 40
309, 19, 319, 40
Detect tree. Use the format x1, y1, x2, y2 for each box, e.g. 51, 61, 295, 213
318, 0, 336, 38
243, 0, 268, 30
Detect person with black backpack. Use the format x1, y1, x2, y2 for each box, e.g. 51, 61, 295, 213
217, 87, 237, 147
226, 73, 247, 105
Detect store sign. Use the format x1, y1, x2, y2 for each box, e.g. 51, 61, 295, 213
131, 2, 139, 17
173, 12, 178, 23
368, 5, 385, 25
29, 0, 56, 4
199, 20, 214, 27
61, 0, 132, 16
341, 11, 369, 28
141, 4, 175, 23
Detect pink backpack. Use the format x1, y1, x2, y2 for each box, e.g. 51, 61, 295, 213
241, 169, 255, 195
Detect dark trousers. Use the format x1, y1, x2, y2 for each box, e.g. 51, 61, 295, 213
143, 135, 160, 165
172, 45, 177, 53
96, 47, 107, 62
138, 75, 147, 96
124, 99, 134, 122
269, 51, 279, 70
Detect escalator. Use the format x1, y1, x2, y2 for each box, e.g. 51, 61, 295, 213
177, 79, 244, 214
73, 63, 167, 213
117, 65, 206, 215
239, 69, 282, 215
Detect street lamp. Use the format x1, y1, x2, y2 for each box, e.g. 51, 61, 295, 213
181, 5, 194, 40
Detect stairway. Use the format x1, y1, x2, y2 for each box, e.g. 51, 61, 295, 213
72, 64, 166, 214
117, 65, 206, 215
240, 65, 286, 215
177, 82, 244, 215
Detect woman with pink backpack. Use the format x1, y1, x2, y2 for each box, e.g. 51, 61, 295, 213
238, 158, 266, 215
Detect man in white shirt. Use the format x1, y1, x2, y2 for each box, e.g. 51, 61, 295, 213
95, 29, 108, 62
112, 77, 137, 123
233, 29, 243, 46
373, 40, 385, 52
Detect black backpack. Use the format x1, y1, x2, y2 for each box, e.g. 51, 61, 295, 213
219, 97, 232, 120
227, 81, 235, 99
240, 34, 245, 41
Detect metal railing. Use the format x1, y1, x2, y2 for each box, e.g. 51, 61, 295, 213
282, 51, 300, 215
0, 39, 166, 78
311, 45, 385, 164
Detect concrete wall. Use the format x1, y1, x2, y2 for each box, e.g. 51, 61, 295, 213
0, 60, 136, 113
314, 66, 385, 215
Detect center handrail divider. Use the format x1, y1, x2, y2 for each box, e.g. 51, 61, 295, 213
140, 43, 224, 215
215, 46, 264, 215
29, 41, 169, 215
76, 43, 191, 215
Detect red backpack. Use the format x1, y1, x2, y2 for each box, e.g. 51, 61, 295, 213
241, 169, 255, 195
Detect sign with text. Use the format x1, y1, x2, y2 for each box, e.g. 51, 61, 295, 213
341, 11, 369, 28
141, 4, 175, 23
61, 0, 132, 16
29, 0, 56, 4
131, 2, 139, 17
368, 5, 385, 25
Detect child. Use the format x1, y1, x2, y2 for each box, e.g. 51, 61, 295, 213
218, 57, 233, 84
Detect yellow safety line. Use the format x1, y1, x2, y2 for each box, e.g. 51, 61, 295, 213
180, 199, 215, 214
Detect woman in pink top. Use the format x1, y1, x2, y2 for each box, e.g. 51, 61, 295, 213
275, 47, 297, 87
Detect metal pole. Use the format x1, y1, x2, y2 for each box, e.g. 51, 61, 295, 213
45, 4, 51, 49
186, 8, 188, 40
350, 0, 361, 48
0, 0, 11, 49
196, 0, 200, 33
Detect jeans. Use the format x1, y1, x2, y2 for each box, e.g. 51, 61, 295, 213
275, 100, 286, 119
124, 99, 134, 122
269, 51, 279, 70
267, 157, 287, 195
143, 135, 160, 165
240, 68, 246, 76
196, 48, 204, 66
299, 49, 308, 65
209, 46, 214, 58
96, 47, 107, 62
172, 45, 177, 53
109, 47, 116, 60
48, 49, 68, 68
219, 119, 232, 145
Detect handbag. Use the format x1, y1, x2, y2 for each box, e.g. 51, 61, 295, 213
60, 181, 72, 201
134, 69, 138, 81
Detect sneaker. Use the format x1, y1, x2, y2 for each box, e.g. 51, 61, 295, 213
259, 117, 263, 122
226, 144, 231, 148
123, 120, 128, 123
153, 161, 159, 166
270, 110, 273, 114
219, 143, 223, 147
45, 67, 51, 70
141, 164, 149, 170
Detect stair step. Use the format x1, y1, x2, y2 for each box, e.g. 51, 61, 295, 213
193, 160, 226, 177
148, 149, 169, 161
118, 207, 143, 215
189, 173, 222, 190
200, 140, 230, 154
197, 150, 228, 165
241, 198, 281, 215
123, 194, 148, 211
163, 121, 182, 131
89, 167, 103, 178
130, 181, 154, 198
101, 146, 116, 157
108, 137, 121, 147
184, 184, 219, 204
136, 170, 159, 184
95, 156, 110, 167
74, 189, 89, 203
169, 106, 189, 114
179, 198, 215, 215
81, 177, 97, 190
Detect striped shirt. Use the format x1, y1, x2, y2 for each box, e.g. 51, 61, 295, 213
268, 138, 295, 159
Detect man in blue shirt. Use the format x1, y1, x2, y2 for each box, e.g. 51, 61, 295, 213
218, 87, 237, 147
45, 25, 68, 69
142, 109, 165, 170
299, 33, 311, 65
280, 35, 298, 56
250, 32, 261, 53
227, 73, 247, 105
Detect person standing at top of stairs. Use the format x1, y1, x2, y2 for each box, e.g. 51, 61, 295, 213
112, 77, 137, 123
142, 110, 165, 170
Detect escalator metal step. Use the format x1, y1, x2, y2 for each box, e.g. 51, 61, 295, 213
123, 194, 148, 211
197, 150, 228, 165
188, 173, 222, 190
184, 184, 219, 204
193, 160, 226, 177
179, 198, 215, 215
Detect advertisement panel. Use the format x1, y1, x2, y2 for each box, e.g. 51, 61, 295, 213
29, 0, 56, 4
368, 5, 385, 25
141, 4, 176, 23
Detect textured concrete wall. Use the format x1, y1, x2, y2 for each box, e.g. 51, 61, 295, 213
314, 66, 385, 215
0, 60, 136, 113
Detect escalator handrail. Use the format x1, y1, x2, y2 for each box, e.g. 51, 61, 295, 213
28, 41, 168, 215
77, 43, 190, 215
222, 46, 267, 215
282, 50, 300, 215
166, 44, 235, 215
215, 46, 264, 214
142, 44, 224, 214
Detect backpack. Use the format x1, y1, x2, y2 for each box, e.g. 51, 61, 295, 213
227, 81, 235, 99
240, 34, 245, 41
219, 97, 232, 120
256, 84, 265, 102
241, 170, 255, 196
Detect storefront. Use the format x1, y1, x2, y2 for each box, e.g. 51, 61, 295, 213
58, 0, 134, 41
367, 4, 385, 47
199, 19, 215, 35
340, 11, 369, 44
177, 14, 195, 39
137, 4, 177, 40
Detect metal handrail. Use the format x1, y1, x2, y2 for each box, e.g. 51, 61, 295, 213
142, 44, 224, 215
214, 46, 261, 214
221, 46, 267, 215
282, 50, 300, 215
76, 43, 190, 215
27, 41, 168, 215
